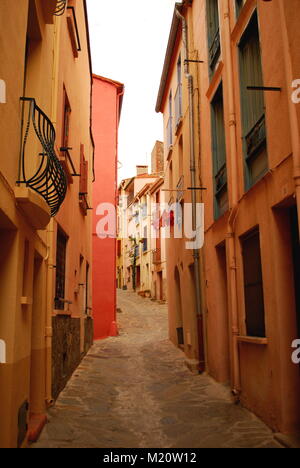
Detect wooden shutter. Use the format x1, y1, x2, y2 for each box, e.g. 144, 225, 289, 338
239, 13, 264, 136
207, 0, 219, 47
211, 85, 228, 217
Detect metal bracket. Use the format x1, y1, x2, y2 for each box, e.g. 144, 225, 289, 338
247, 86, 282, 92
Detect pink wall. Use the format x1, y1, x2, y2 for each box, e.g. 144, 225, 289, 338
92, 75, 123, 340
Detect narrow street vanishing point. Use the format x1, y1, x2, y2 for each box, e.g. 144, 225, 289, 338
33, 290, 281, 449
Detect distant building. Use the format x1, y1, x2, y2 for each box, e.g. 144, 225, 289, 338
149, 142, 167, 302
117, 157, 168, 302
92, 74, 124, 340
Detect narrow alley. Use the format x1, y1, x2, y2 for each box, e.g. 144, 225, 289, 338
33, 290, 281, 449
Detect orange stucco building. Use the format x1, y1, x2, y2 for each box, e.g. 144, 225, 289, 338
0, 0, 94, 447
157, 0, 300, 433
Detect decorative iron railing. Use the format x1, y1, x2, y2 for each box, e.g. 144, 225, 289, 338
54, 0, 68, 16
245, 114, 266, 160
18, 98, 67, 216
209, 28, 221, 71
127, 191, 134, 207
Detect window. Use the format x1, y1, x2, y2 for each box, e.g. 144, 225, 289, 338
206, 0, 221, 75
239, 12, 267, 188
179, 136, 183, 176
241, 229, 266, 338
235, 0, 246, 18
141, 202, 147, 219
143, 225, 148, 252
55, 228, 68, 310
62, 88, 71, 149
211, 84, 228, 218
175, 55, 182, 127
167, 91, 173, 147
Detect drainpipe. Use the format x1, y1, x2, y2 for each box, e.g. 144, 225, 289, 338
176, 8, 205, 372
278, 0, 300, 236
224, 0, 241, 397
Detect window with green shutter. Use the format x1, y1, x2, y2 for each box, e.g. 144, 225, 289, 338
241, 229, 266, 338
211, 84, 228, 219
239, 12, 268, 189
206, 0, 221, 76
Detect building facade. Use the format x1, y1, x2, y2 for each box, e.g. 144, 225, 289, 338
156, 0, 300, 433
0, 0, 94, 447
92, 75, 124, 340
117, 156, 168, 303
149, 142, 168, 303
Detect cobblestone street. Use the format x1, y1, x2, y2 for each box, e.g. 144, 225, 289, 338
33, 290, 281, 448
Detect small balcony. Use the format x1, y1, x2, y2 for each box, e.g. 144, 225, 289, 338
42, 0, 66, 24
17, 98, 67, 228
209, 28, 221, 72
134, 245, 140, 258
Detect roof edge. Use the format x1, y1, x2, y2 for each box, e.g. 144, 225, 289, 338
93, 73, 124, 90
155, 2, 183, 113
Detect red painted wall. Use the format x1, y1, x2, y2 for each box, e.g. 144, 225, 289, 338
92, 75, 123, 340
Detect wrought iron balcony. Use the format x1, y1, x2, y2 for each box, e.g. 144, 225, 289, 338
127, 191, 134, 207
245, 114, 266, 160
18, 98, 67, 217
54, 0, 68, 16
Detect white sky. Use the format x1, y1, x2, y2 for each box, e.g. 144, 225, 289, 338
86, 0, 177, 182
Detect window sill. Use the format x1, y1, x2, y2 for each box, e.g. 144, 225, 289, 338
53, 310, 72, 316
67, 8, 80, 58
237, 336, 268, 346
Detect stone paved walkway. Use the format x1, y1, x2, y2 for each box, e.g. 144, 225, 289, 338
33, 290, 281, 448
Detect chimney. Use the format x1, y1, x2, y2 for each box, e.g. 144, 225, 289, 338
151, 141, 164, 174
136, 165, 148, 176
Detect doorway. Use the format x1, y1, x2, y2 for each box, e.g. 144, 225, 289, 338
136, 266, 141, 290
29, 252, 45, 417
158, 271, 163, 301
290, 205, 300, 338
